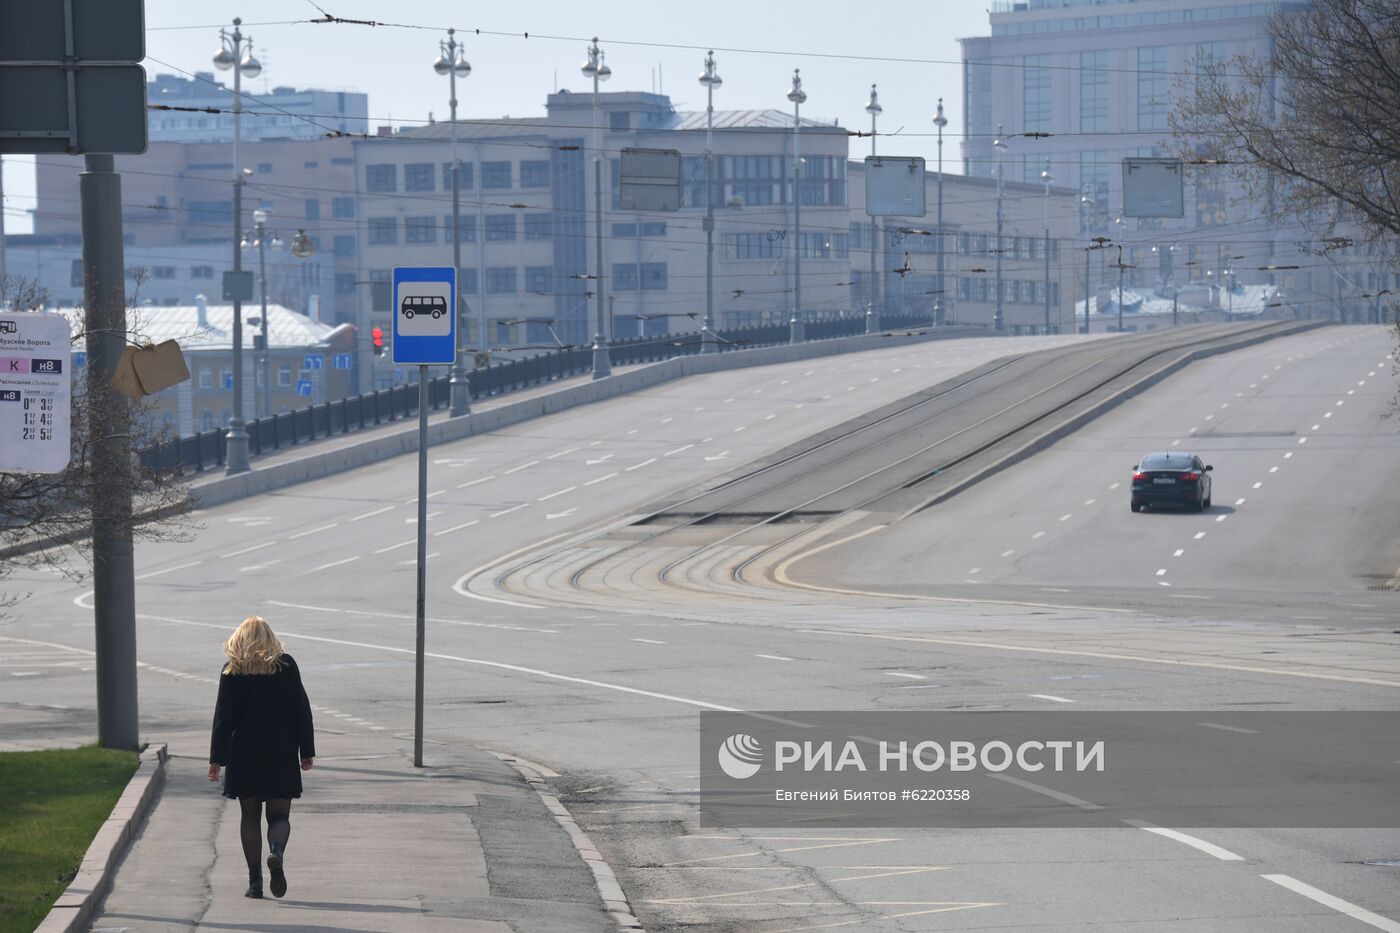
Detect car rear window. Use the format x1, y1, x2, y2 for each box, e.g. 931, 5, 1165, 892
1140, 454, 1187, 470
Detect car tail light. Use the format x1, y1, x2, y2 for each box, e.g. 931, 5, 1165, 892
1180, 472, 1199, 481
1132, 472, 1148, 481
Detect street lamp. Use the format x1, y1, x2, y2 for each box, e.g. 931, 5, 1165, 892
435, 28, 473, 415
1040, 157, 1053, 335
993, 125, 1006, 332
583, 37, 612, 379
213, 17, 261, 475
933, 98, 947, 326
787, 69, 807, 344
1224, 265, 1235, 321
1080, 185, 1094, 333
242, 209, 281, 418
864, 83, 881, 334
699, 51, 722, 354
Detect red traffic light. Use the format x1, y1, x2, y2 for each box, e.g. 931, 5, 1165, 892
371, 326, 385, 356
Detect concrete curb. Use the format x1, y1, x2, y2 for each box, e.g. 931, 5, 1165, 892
189, 326, 987, 511
896, 320, 1326, 520
488, 750, 644, 932
34, 743, 169, 933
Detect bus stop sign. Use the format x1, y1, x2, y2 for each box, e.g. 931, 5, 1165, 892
392, 267, 457, 365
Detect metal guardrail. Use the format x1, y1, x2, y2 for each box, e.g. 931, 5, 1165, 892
140, 313, 934, 474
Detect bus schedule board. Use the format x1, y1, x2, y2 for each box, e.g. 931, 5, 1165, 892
392, 266, 457, 366
0, 313, 72, 473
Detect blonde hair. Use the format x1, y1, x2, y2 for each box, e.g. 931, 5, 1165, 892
223, 615, 286, 675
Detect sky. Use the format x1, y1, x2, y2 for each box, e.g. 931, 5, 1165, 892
1, 0, 989, 234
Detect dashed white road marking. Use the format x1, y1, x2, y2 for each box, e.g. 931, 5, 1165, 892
404, 511, 442, 523
457, 476, 495, 489
664, 445, 693, 457
491, 503, 530, 518
1028, 694, 1073, 703
1198, 722, 1257, 735
1269, 466, 1279, 473
372, 539, 416, 554
1234, 498, 1246, 506
626, 459, 657, 471
885, 672, 927, 680
1262, 875, 1400, 932
1126, 821, 1244, 861
1156, 569, 1167, 576
1253, 482, 1262, 489
1109, 482, 1120, 491
310, 556, 360, 573
756, 654, 795, 662
1031, 531, 1046, 539
538, 487, 576, 501
350, 506, 394, 522
584, 473, 619, 486
288, 523, 341, 541
1083, 499, 1095, 506
135, 561, 203, 581
1058, 513, 1072, 522
546, 447, 579, 459
1215, 515, 1228, 522
503, 460, 540, 475
1173, 549, 1184, 557
1194, 532, 1206, 539
221, 541, 276, 558
1284, 452, 1293, 459
1001, 550, 1016, 558
434, 520, 480, 537
631, 638, 668, 645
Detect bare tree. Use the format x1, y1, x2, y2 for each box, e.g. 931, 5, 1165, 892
1173, 0, 1400, 250
0, 275, 194, 612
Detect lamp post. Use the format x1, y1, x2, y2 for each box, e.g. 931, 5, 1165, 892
1080, 186, 1093, 333
933, 98, 947, 326
213, 17, 261, 475
1117, 244, 1127, 333
435, 28, 473, 415
1224, 266, 1235, 321
583, 37, 612, 379
787, 70, 807, 344
1040, 157, 1053, 335
864, 83, 881, 334
699, 51, 722, 353
993, 125, 1006, 332
242, 209, 280, 418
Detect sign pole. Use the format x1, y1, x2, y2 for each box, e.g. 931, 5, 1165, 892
414, 365, 429, 768
81, 154, 139, 751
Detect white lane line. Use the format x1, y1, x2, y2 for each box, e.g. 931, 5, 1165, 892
1001, 550, 1016, 558
1284, 452, 1293, 459
491, 503, 530, 518
1109, 482, 1120, 490
1215, 515, 1228, 522
664, 444, 693, 456
885, 672, 927, 680
1220, 403, 1228, 409
1173, 549, 1184, 557
1269, 466, 1279, 473
1197, 722, 1257, 734
135, 561, 203, 581
372, 539, 416, 554
584, 473, 619, 487
1031, 531, 1046, 539
1028, 694, 1073, 703
546, 447, 579, 459
1311, 424, 1320, 431
1235, 498, 1246, 506
1325, 411, 1333, 418
1253, 482, 1262, 489
1262, 875, 1400, 932
538, 486, 576, 502
1126, 821, 1243, 861
588, 441, 602, 447
734, 425, 747, 432
626, 429, 639, 435
661, 417, 674, 424
1156, 569, 1167, 577
310, 556, 360, 573
1249, 383, 1257, 388
968, 568, 981, 575
426, 489, 446, 499
1347, 389, 1355, 396
765, 414, 776, 421
434, 520, 480, 536
457, 475, 495, 489
756, 654, 795, 662
221, 541, 276, 558
1083, 499, 1095, 506
503, 460, 540, 475
285, 523, 337, 537
1059, 513, 1072, 522
349, 506, 393, 522
990, 773, 1100, 810
1194, 531, 1206, 539
626, 458, 657, 471
404, 511, 442, 523
1205, 414, 1214, 421
1335, 400, 1344, 407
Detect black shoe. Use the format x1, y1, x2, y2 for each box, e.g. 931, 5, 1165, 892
245, 869, 264, 899
267, 850, 287, 898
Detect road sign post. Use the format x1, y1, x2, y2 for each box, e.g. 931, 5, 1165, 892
392, 267, 457, 768
0, 312, 72, 473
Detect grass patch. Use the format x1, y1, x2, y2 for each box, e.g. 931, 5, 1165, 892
0, 745, 138, 933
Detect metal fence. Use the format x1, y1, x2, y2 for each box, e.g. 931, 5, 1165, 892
140, 313, 933, 474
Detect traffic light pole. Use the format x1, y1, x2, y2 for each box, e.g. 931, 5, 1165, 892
414, 364, 428, 768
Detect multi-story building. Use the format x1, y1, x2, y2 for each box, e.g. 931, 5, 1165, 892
959, 0, 1385, 323
146, 72, 368, 144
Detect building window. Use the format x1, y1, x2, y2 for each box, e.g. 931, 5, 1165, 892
278, 366, 292, 387
641, 262, 668, 290
459, 268, 478, 293
152, 266, 176, 279
496, 320, 512, 343
965, 60, 994, 175
405, 216, 437, 244
484, 214, 517, 241
199, 369, 213, 389
610, 111, 630, 131
725, 233, 781, 259
1023, 54, 1052, 134
796, 156, 846, 206
798, 233, 849, 259
366, 164, 397, 192
404, 162, 435, 191
1080, 50, 1108, 134
525, 266, 553, 294
333, 235, 356, 257
612, 222, 667, 238
523, 213, 552, 240
368, 217, 398, 245
485, 267, 517, 294
612, 264, 639, 291
1137, 46, 1169, 130
190, 265, 215, 279
520, 160, 550, 188
721, 155, 783, 206
442, 161, 473, 190
335, 272, 356, 295
482, 161, 511, 189
332, 197, 355, 219
370, 269, 391, 311
444, 215, 475, 242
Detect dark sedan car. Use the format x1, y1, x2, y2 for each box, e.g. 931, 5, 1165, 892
1130, 452, 1213, 512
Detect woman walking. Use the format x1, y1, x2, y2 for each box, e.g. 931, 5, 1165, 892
208, 616, 315, 899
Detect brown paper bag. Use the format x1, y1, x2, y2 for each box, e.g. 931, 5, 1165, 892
130, 340, 190, 395
110, 346, 145, 401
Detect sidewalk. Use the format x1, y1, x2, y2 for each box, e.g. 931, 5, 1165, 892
82, 729, 619, 932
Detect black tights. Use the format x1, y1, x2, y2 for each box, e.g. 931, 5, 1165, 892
238, 798, 291, 871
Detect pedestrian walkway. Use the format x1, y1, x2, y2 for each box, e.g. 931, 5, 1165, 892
84, 728, 615, 932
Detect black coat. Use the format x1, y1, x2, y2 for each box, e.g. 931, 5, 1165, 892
210, 654, 316, 800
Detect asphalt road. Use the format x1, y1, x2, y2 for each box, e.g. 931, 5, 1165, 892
4, 326, 1399, 932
